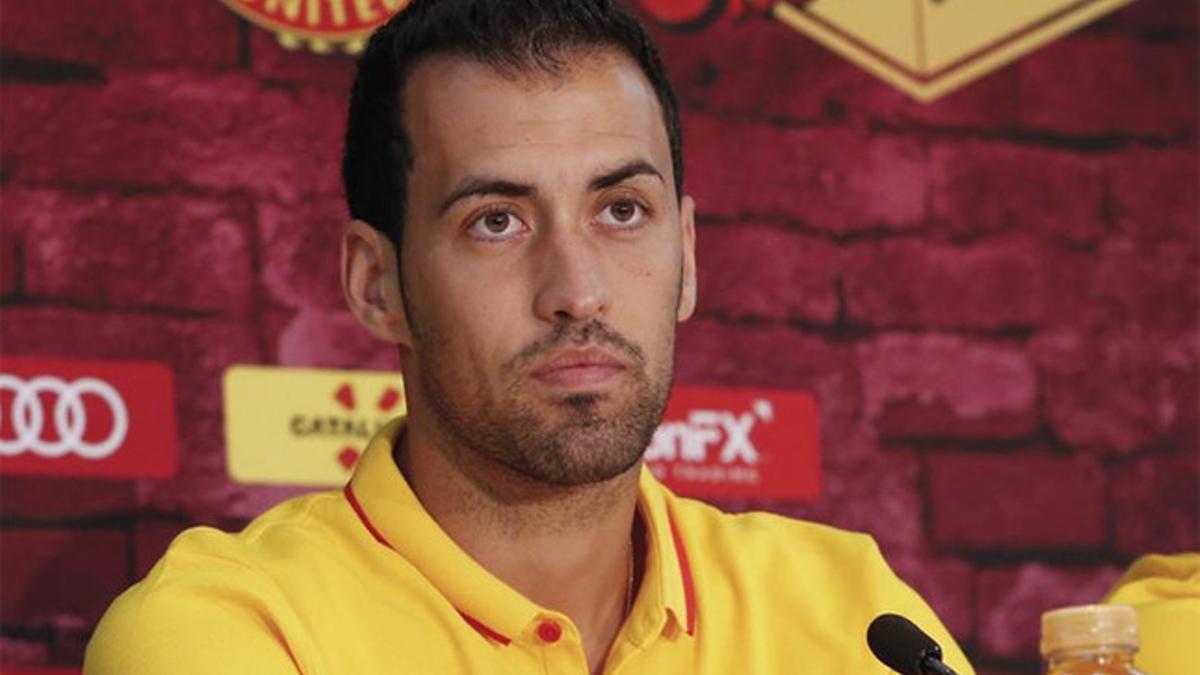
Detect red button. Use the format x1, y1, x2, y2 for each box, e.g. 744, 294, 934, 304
537, 620, 563, 643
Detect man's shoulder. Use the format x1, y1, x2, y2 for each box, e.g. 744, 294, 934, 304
664, 492, 976, 675
83, 489, 353, 674
668, 491, 886, 574
159, 488, 353, 573
665, 493, 914, 622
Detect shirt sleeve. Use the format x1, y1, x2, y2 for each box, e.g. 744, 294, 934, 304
869, 544, 976, 675
83, 529, 304, 675
1103, 552, 1200, 675
821, 527, 977, 675
718, 510, 978, 675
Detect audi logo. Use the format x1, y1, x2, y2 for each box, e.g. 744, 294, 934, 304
0, 374, 129, 459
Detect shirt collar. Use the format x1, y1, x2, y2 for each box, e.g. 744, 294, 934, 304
344, 417, 696, 645
633, 462, 697, 642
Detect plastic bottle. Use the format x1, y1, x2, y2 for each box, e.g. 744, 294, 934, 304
1041, 604, 1147, 674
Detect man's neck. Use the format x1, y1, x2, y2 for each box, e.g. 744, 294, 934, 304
397, 413, 642, 673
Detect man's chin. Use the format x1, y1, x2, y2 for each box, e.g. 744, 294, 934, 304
503, 445, 643, 488
488, 413, 650, 486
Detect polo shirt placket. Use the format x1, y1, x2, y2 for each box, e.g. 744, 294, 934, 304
344, 418, 698, 674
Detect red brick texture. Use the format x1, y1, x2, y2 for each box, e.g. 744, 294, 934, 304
7, 187, 256, 313
858, 335, 1038, 442
1, 1, 1197, 673
928, 452, 1107, 551
694, 224, 841, 324
684, 114, 929, 232
976, 565, 1124, 660
0, 529, 130, 628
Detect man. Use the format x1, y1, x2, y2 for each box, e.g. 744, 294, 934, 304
86, 1, 974, 673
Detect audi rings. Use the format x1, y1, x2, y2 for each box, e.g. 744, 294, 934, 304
0, 375, 128, 459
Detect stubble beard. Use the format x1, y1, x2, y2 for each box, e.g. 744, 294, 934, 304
415, 318, 674, 488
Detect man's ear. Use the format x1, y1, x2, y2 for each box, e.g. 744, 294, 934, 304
341, 219, 412, 346
677, 195, 698, 322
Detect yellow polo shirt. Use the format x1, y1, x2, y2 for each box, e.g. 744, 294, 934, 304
85, 419, 974, 674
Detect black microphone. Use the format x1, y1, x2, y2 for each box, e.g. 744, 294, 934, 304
867, 613, 961, 675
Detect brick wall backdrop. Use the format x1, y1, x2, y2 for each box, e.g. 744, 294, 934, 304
0, 1, 1196, 673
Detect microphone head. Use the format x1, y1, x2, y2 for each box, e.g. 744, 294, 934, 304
867, 613, 944, 675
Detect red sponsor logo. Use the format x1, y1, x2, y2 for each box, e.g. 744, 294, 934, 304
647, 386, 820, 501
0, 356, 178, 478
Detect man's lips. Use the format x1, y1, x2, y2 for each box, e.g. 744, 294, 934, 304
529, 347, 629, 387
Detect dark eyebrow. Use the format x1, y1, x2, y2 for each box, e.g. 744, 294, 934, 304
437, 159, 664, 216
438, 178, 535, 215
589, 159, 664, 192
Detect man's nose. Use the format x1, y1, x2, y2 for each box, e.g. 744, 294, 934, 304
532, 227, 611, 324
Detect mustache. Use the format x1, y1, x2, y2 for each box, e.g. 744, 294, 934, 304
506, 319, 646, 373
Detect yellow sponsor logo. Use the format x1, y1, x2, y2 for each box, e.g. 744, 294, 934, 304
223, 365, 404, 486
774, 0, 1135, 101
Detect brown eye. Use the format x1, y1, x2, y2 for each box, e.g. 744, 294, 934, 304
598, 200, 647, 229
484, 212, 511, 233
610, 202, 636, 222
468, 209, 527, 242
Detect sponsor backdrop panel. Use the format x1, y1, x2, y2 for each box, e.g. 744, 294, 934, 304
0, 0, 1196, 673
222, 365, 406, 486
0, 357, 178, 479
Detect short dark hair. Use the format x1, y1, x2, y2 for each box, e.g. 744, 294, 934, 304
341, 0, 683, 251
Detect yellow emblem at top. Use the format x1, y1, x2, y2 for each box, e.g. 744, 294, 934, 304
774, 0, 1136, 101
217, 0, 410, 54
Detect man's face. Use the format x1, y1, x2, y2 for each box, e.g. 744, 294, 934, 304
398, 48, 696, 487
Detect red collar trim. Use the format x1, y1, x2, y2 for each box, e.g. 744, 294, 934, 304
457, 610, 512, 645
343, 484, 388, 547
667, 509, 697, 636
343, 483, 512, 645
